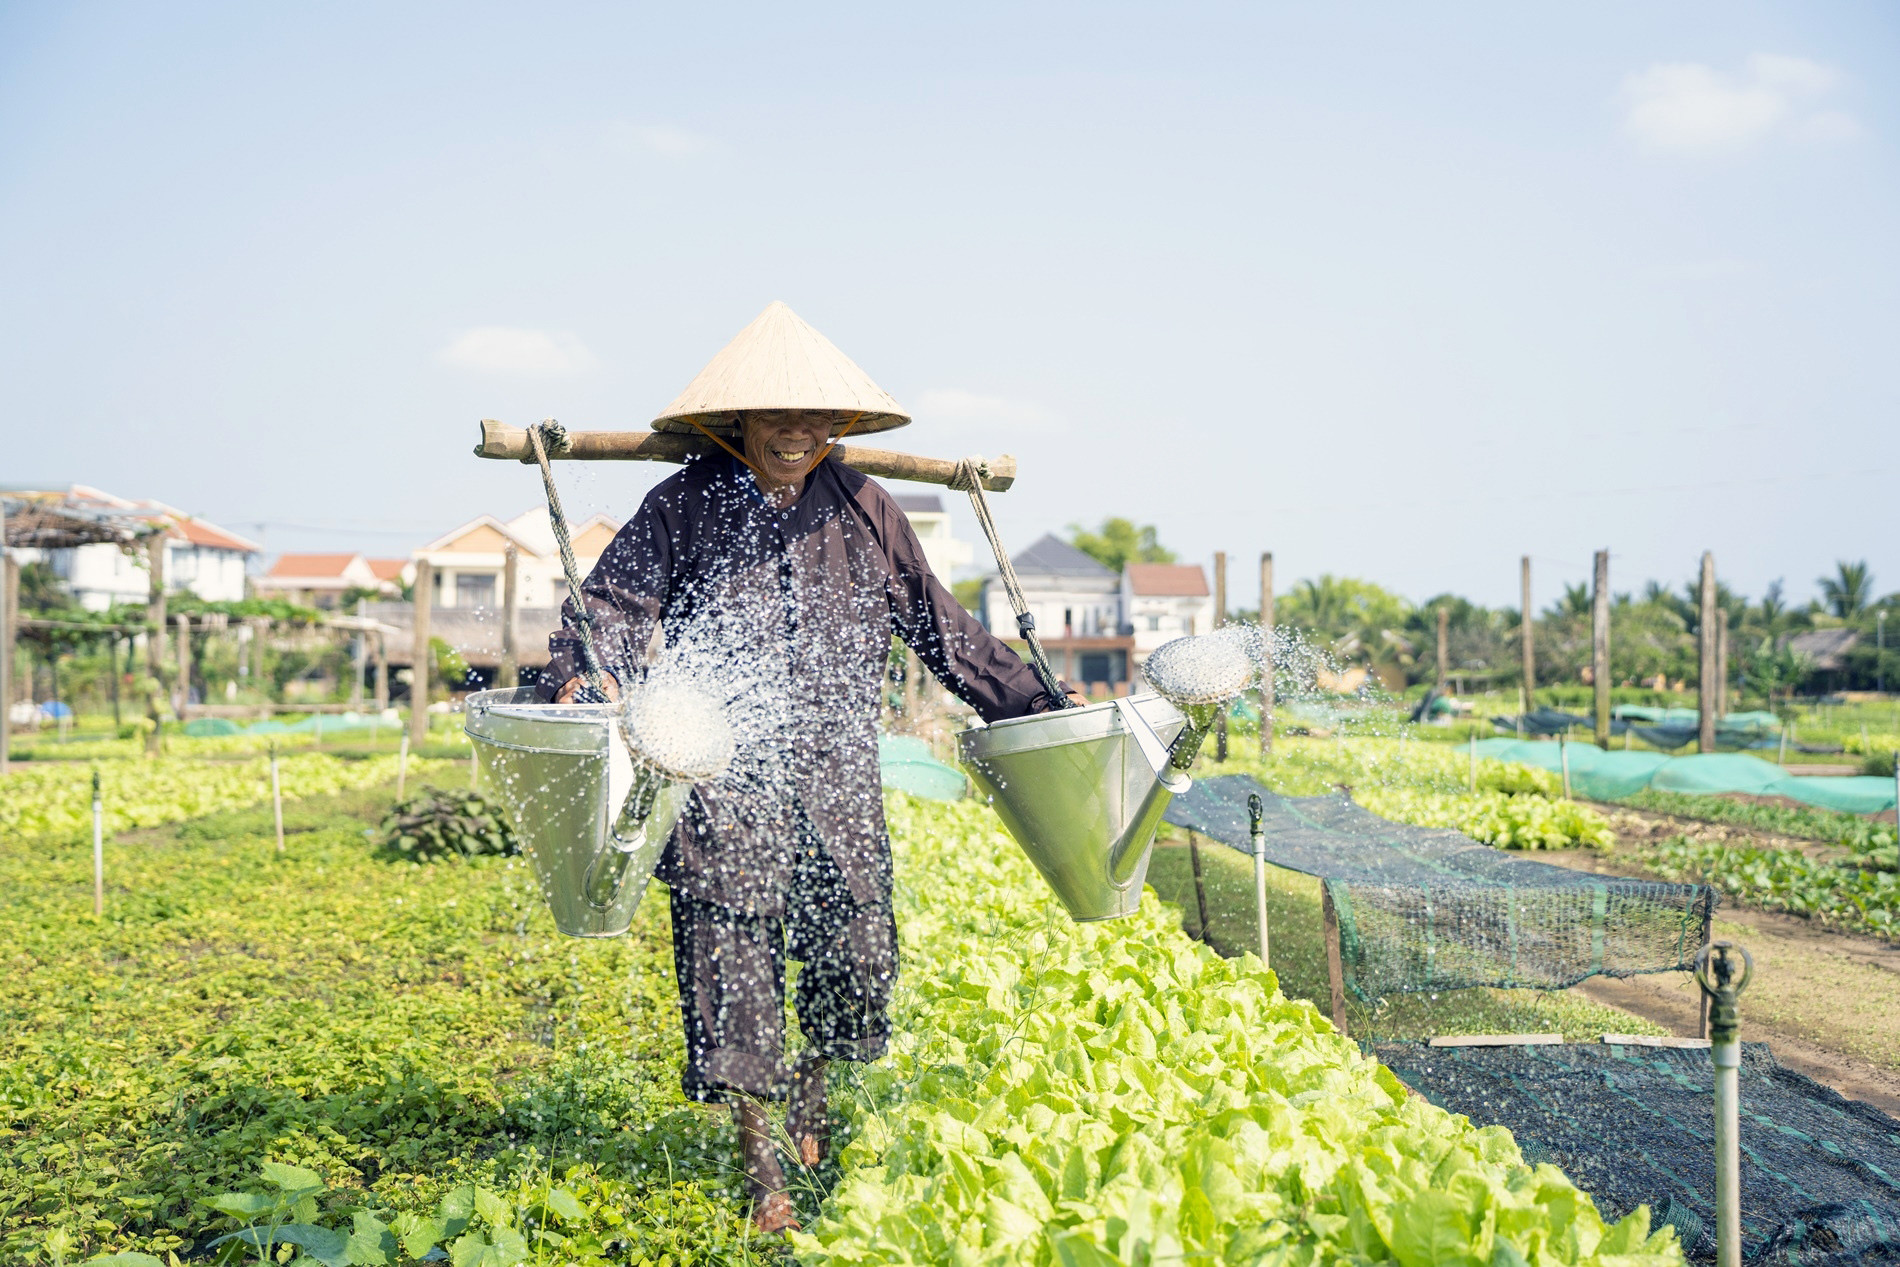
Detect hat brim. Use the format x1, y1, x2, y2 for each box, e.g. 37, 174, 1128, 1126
653, 407, 911, 438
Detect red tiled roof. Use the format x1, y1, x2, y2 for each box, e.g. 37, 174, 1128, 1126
367, 558, 408, 581
266, 553, 359, 579
167, 517, 262, 552
1125, 563, 1208, 597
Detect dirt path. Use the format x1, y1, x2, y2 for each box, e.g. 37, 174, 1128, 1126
1542, 836, 1900, 1118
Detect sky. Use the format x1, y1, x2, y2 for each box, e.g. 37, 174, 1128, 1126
3, 2, 1896, 612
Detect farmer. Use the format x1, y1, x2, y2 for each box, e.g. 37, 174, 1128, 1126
545, 303, 1074, 1233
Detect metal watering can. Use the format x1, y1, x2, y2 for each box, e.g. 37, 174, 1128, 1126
466, 682, 733, 938
958, 631, 1258, 921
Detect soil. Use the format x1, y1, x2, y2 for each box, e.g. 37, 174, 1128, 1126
1541, 822, 1900, 1119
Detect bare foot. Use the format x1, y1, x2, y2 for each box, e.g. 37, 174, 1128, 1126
787, 1056, 830, 1169
752, 1190, 801, 1234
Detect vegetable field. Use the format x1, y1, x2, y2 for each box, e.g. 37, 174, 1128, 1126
1, 756, 1679, 1265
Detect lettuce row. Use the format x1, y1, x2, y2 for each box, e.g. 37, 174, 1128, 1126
795, 795, 1678, 1266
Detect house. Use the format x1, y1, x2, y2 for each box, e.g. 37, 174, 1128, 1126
978, 534, 1133, 697
256, 554, 411, 609
413, 507, 620, 610
891, 493, 974, 581
3, 484, 259, 609
979, 534, 1120, 639
1121, 563, 1214, 654
1785, 628, 1859, 671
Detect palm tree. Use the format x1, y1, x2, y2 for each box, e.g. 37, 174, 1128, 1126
1545, 582, 1590, 620
1819, 561, 1873, 619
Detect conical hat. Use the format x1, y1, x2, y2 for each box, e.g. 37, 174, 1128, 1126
652, 301, 910, 437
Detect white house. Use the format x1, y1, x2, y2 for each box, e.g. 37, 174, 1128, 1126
1121, 563, 1214, 654
413, 507, 620, 610
891, 493, 974, 581
980, 534, 1120, 638
6, 485, 259, 609
256, 554, 410, 609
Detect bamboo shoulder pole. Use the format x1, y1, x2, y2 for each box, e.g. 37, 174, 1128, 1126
473, 419, 1018, 491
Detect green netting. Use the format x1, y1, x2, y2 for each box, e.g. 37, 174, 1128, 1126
1473, 739, 1897, 813
181, 718, 243, 737
1777, 776, 1900, 816
1164, 778, 1714, 1002
878, 734, 966, 801
1474, 739, 1673, 800
1651, 753, 1794, 797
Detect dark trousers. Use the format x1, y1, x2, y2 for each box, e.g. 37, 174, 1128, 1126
669, 835, 898, 1103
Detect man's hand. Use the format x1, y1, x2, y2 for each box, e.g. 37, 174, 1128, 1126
555, 675, 622, 703
1064, 691, 1090, 709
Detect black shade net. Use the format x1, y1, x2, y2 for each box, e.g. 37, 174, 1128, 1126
1376, 1041, 1900, 1266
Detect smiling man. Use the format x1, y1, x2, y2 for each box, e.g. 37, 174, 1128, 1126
545, 303, 1073, 1232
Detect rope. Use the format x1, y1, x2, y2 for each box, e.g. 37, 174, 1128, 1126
682, 415, 767, 481
527, 421, 612, 703
951, 457, 1074, 709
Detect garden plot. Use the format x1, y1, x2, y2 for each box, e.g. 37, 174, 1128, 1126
4, 773, 1680, 1264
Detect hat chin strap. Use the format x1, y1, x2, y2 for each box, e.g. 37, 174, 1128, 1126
682, 412, 866, 487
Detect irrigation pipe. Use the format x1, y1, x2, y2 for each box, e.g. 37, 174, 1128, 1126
1248, 792, 1270, 969
1695, 941, 1753, 1267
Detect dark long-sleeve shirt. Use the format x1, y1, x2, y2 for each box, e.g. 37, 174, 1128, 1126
546, 453, 1057, 916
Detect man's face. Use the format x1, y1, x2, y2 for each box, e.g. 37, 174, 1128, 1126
740, 413, 834, 489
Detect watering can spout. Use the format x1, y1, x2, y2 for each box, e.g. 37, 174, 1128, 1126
1105, 697, 1190, 886
959, 631, 1258, 923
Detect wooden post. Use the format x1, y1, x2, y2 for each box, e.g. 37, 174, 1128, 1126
0, 531, 13, 777
145, 534, 167, 677
270, 742, 285, 853
408, 560, 433, 750
1213, 551, 1228, 761
498, 544, 519, 690
1520, 556, 1535, 717
1698, 551, 1717, 752
109, 632, 123, 729
174, 614, 191, 719
92, 768, 104, 916
1258, 552, 1274, 755
1715, 608, 1730, 721
352, 599, 367, 710
374, 631, 389, 714
1321, 883, 1349, 1036
1593, 549, 1611, 749
1435, 605, 1449, 691
1187, 829, 1210, 940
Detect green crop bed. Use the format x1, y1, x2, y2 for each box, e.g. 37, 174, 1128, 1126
1617, 788, 1897, 856
1202, 738, 1616, 851
4, 780, 1678, 1265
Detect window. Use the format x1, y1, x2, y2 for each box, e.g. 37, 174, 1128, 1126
1146, 615, 1160, 631
457, 573, 496, 608
1078, 651, 1126, 683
